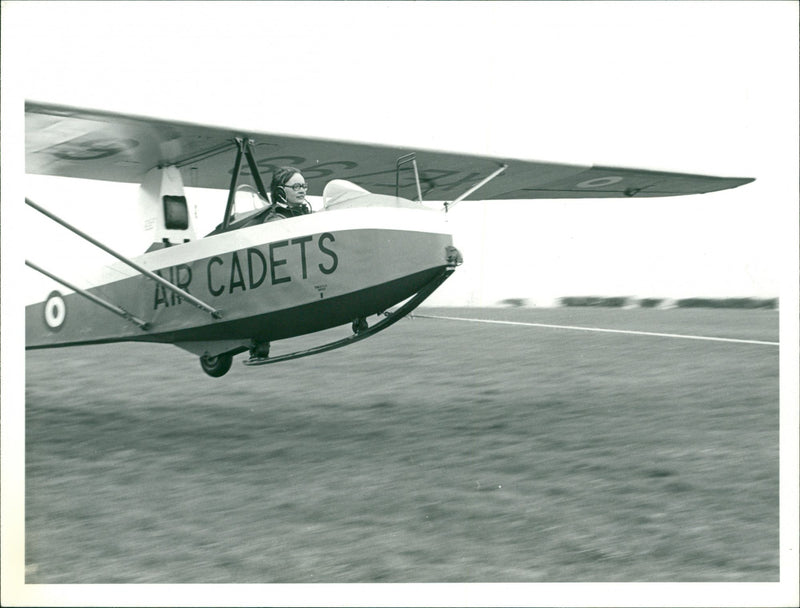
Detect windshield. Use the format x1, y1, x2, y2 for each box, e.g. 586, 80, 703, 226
232, 184, 270, 219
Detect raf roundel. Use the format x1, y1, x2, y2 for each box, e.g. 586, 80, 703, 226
43, 291, 67, 331
576, 176, 624, 189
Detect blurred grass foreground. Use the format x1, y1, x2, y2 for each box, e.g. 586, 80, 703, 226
26, 307, 778, 583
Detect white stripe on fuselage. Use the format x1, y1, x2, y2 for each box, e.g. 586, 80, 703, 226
53, 206, 451, 295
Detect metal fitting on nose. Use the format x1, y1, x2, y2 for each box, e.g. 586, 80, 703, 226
445, 245, 463, 267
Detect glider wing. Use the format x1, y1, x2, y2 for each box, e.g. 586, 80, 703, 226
26, 101, 753, 200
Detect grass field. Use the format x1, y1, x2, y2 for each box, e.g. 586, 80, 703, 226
25, 307, 779, 583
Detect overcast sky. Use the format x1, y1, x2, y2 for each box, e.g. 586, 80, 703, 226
5, 1, 798, 306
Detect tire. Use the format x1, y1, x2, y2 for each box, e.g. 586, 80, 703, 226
200, 353, 234, 377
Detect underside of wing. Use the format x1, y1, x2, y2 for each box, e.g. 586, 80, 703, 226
26, 101, 754, 200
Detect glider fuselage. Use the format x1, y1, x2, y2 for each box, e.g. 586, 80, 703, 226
26, 203, 456, 356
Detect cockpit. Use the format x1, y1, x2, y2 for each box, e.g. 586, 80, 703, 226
207, 140, 435, 236
207, 179, 429, 236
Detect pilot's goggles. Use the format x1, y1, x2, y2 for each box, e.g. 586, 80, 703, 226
286, 183, 308, 192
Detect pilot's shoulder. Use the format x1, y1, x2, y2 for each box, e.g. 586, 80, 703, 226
265, 204, 312, 221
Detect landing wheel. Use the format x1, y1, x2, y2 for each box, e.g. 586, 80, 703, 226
200, 353, 234, 377
352, 317, 368, 334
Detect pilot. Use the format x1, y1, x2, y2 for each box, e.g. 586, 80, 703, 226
247, 167, 311, 363
266, 166, 312, 220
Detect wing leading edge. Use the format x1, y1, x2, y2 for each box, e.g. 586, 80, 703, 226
25, 101, 754, 201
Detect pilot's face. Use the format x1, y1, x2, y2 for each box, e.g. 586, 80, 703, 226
284, 173, 307, 206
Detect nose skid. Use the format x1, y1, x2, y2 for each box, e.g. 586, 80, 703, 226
241, 265, 455, 367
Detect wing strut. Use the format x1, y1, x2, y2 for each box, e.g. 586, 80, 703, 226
395, 153, 423, 202
25, 260, 150, 329
222, 138, 271, 229
445, 164, 509, 212
25, 197, 222, 319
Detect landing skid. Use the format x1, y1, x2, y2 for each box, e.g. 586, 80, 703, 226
241, 266, 454, 367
